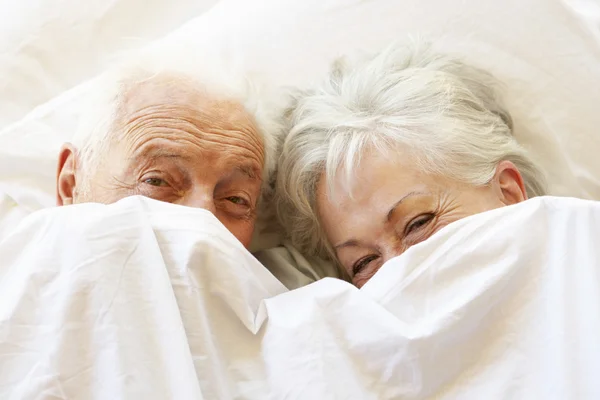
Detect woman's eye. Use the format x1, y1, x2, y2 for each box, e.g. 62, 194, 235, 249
143, 177, 168, 187
352, 255, 379, 276
406, 213, 434, 235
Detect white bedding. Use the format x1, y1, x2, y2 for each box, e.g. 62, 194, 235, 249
1, 1, 600, 397
0, 0, 220, 127
1, 196, 599, 399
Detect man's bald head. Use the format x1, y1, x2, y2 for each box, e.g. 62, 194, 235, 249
56, 64, 282, 248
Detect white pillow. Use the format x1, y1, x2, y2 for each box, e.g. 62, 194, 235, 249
0, 0, 219, 127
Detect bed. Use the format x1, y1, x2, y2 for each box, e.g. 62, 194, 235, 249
1, 0, 600, 398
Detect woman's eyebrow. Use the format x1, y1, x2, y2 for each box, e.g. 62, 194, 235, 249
336, 192, 430, 250
385, 191, 428, 222
334, 239, 361, 251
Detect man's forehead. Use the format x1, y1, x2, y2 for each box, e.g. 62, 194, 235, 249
131, 142, 262, 180
118, 73, 255, 128
108, 73, 266, 176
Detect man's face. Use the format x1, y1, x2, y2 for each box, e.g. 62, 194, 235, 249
57, 75, 265, 248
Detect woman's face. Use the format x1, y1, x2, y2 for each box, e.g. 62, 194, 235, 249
316, 152, 528, 287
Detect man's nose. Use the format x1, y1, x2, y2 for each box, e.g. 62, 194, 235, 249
179, 191, 216, 213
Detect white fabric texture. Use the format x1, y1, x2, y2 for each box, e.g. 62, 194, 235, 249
0, 0, 220, 127
1, 2, 600, 398
1, 195, 599, 399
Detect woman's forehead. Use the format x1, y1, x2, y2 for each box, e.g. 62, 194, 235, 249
320, 151, 432, 204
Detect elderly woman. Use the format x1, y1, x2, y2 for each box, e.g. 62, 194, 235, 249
276, 43, 546, 287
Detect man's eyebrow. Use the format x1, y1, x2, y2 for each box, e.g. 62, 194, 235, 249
385, 191, 428, 222
235, 164, 262, 181
130, 148, 189, 163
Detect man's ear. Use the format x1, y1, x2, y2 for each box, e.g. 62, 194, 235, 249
56, 143, 78, 206
492, 160, 528, 205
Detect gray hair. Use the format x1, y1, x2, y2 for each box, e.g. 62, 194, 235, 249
71, 50, 284, 203
276, 42, 546, 261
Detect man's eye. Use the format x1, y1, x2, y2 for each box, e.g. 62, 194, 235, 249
226, 196, 249, 206
352, 254, 379, 276
143, 177, 168, 187
405, 213, 434, 235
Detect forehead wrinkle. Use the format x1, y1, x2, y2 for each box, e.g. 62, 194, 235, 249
116, 71, 262, 134
131, 130, 261, 158
118, 102, 264, 164
117, 126, 263, 177
128, 135, 263, 172
121, 134, 263, 187
180, 102, 265, 161
120, 104, 239, 137
111, 77, 266, 180
117, 75, 258, 134
124, 103, 255, 132
128, 144, 192, 166
188, 127, 264, 161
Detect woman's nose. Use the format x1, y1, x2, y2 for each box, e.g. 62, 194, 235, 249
382, 239, 405, 264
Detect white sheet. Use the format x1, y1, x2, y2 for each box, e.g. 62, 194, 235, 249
2, 196, 599, 399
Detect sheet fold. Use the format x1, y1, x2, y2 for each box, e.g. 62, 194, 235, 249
1, 196, 599, 399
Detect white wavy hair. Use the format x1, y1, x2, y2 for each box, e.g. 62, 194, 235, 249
71, 49, 284, 204
276, 42, 546, 261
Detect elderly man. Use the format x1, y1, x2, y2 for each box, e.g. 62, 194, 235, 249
55, 62, 281, 248
0, 55, 326, 399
